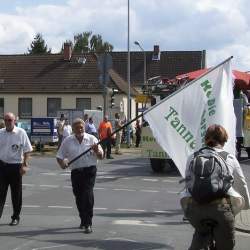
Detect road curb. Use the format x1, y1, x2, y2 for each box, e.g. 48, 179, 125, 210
235, 209, 250, 233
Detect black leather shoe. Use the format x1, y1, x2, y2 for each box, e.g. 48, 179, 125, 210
9, 219, 19, 226
84, 226, 92, 234
106, 156, 114, 159
79, 223, 84, 229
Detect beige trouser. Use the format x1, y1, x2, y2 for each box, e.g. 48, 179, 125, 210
184, 197, 235, 250
115, 132, 122, 153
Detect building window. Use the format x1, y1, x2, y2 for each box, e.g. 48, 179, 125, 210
0, 98, 3, 118
47, 98, 61, 117
76, 98, 91, 111
18, 98, 32, 118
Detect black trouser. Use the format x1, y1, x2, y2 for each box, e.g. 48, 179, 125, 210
135, 134, 141, 147
71, 166, 97, 227
0, 161, 22, 220
100, 138, 112, 158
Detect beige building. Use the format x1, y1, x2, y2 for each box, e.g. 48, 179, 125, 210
0, 44, 205, 122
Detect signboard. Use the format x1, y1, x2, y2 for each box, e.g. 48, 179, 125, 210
141, 126, 169, 159
135, 94, 150, 103
30, 117, 58, 143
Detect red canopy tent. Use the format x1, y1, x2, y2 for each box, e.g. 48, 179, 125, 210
176, 68, 250, 90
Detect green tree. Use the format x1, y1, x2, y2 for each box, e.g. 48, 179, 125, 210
28, 33, 51, 54
72, 32, 113, 53
73, 32, 92, 53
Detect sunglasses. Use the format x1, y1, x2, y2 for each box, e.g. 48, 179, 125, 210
4, 119, 14, 122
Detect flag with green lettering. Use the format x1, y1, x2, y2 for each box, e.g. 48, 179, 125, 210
144, 58, 235, 177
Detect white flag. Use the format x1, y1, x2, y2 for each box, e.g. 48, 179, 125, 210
144, 58, 236, 177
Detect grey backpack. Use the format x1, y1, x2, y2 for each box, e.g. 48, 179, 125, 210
186, 147, 234, 204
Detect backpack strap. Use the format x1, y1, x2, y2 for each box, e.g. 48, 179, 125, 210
217, 151, 229, 161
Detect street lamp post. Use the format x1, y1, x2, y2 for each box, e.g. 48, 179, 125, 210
134, 41, 146, 88
127, 0, 131, 147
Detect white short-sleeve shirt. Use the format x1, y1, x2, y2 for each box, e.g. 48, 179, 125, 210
0, 126, 33, 164
56, 133, 103, 170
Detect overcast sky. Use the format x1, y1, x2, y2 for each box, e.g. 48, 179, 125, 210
0, 0, 250, 71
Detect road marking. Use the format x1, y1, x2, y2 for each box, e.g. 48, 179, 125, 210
167, 191, 180, 194
94, 207, 108, 210
40, 185, 59, 188
23, 205, 41, 208
140, 189, 159, 193
162, 179, 178, 183
40, 173, 57, 176
142, 178, 158, 182
97, 176, 117, 179
32, 245, 67, 250
63, 185, 72, 189
48, 206, 72, 209
105, 237, 137, 242
113, 220, 158, 227
113, 188, 135, 191
22, 184, 35, 187
94, 187, 107, 190
116, 208, 146, 212
60, 173, 70, 176
12, 240, 34, 250
154, 210, 168, 213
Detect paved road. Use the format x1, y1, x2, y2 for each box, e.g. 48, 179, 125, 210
0, 152, 250, 250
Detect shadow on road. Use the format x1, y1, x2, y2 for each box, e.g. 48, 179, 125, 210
0, 227, 174, 249
96, 209, 184, 219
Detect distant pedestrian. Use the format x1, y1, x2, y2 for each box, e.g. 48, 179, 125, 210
62, 119, 72, 141
114, 113, 123, 154
135, 119, 142, 147
0, 112, 33, 226
85, 117, 98, 138
56, 118, 104, 234
98, 115, 113, 159
56, 114, 65, 149
0, 119, 5, 129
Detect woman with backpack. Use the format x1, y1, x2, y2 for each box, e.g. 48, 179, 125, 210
181, 124, 250, 250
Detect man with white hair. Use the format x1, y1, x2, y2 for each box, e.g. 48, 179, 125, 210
56, 118, 104, 234
0, 112, 33, 226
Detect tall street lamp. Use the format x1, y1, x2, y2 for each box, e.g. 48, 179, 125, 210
127, 0, 131, 147
134, 41, 146, 88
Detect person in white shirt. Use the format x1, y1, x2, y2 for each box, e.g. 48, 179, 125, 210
181, 124, 250, 250
0, 112, 33, 226
62, 119, 72, 141
56, 118, 104, 234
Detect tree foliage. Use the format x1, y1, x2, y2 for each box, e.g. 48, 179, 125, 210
71, 32, 113, 53
28, 33, 51, 54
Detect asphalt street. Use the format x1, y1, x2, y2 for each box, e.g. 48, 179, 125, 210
0, 151, 250, 250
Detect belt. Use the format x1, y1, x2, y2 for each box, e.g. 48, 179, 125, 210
0, 160, 22, 167
208, 197, 231, 205
189, 197, 231, 206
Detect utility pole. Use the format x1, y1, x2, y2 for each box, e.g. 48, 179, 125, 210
98, 53, 112, 116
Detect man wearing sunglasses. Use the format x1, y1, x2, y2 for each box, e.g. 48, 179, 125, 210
0, 112, 33, 226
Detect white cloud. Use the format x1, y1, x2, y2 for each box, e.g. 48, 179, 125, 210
0, 0, 250, 70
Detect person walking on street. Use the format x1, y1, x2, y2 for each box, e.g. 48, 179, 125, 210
62, 118, 72, 141
56, 113, 65, 149
181, 124, 250, 250
0, 112, 33, 226
0, 119, 5, 129
98, 115, 113, 159
135, 119, 142, 147
56, 118, 104, 234
85, 117, 98, 138
114, 113, 123, 154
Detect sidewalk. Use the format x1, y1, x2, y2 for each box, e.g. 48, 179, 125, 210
235, 209, 250, 233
